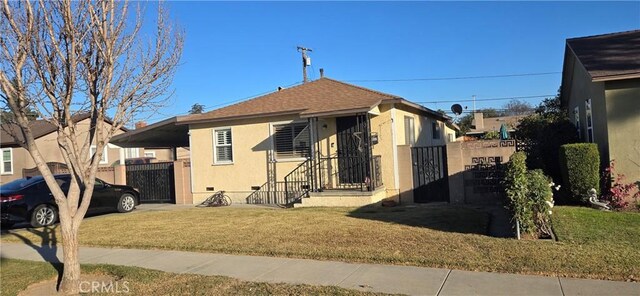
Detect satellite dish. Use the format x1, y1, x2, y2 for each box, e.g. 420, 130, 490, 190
451, 104, 463, 115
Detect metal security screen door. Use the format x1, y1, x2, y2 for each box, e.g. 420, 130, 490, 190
411, 146, 449, 203
335, 115, 371, 186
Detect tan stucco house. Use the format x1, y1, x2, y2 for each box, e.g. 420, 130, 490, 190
112, 77, 456, 206
0, 114, 177, 184
560, 29, 640, 186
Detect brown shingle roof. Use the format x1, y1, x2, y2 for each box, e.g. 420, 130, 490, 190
178, 77, 403, 124
567, 29, 640, 81
1, 113, 126, 147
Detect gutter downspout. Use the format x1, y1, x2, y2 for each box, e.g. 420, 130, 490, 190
390, 105, 401, 202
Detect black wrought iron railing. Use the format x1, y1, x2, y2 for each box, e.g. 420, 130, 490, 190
246, 181, 308, 206
248, 155, 383, 206
314, 155, 382, 191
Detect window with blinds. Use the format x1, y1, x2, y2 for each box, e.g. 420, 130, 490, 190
404, 116, 415, 145
1, 148, 12, 174
214, 128, 233, 164
273, 122, 311, 159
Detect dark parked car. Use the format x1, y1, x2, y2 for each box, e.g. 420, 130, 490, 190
1, 174, 139, 228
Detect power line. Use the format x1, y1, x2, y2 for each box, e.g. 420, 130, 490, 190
417, 94, 555, 104
344, 72, 561, 83
144, 80, 304, 122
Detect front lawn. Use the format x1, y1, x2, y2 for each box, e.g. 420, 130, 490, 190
0, 258, 390, 296
2, 205, 639, 281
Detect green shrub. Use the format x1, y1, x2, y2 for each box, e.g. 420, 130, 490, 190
482, 130, 500, 140
526, 170, 554, 238
503, 152, 535, 234
559, 143, 600, 203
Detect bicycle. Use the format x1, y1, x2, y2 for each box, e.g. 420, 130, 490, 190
196, 191, 232, 207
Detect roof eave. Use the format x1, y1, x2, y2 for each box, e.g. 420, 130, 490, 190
592, 72, 640, 82
384, 98, 451, 121
176, 110, 306, 125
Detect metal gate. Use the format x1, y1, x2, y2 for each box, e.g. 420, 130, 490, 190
126, 162, 175, 203
412, 146, 449, 203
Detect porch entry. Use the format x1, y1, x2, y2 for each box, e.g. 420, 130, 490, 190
335, 115, 371, 188
411, 146, 449, 203
125, 162, 175, 203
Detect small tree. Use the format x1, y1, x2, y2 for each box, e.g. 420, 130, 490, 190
189, 103, 205, 114
0, 1, 183, 293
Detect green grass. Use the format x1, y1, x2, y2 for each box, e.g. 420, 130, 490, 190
2, 205, 639, 281
0, 258, 393, 296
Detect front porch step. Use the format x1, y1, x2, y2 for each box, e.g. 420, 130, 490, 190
294, 187, 386, 208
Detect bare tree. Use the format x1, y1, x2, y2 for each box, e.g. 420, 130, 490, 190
503, 99, 533, 116
0, 0, 183, 293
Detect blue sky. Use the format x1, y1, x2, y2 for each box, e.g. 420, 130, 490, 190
143, 1, 640, 122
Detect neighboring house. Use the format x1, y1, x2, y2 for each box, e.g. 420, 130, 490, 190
465, 112, 525, 139
0, 114, 176, 184
560, 29, 640, 186
112, 77, 456, 206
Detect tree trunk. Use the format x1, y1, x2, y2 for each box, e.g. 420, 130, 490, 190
58, 222, 80, 295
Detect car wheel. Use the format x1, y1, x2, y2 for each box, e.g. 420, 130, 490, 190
117, 193, 136, 213
30, 204, 58, 228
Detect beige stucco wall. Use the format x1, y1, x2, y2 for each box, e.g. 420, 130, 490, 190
188, 103, 450, 205
394, 105, 447, 147
190, 114, 312, 203
604, 78, 640, 188
370, 104, 398, 200
566, 52, 640, 197
1, 119, 125, 184
447, 140, 516, 204
566, 53, 609, 162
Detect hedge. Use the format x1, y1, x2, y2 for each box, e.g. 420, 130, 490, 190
559, 143, 600, 203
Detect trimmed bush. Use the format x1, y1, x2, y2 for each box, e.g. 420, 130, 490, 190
526, 169, 554, 238
559, 143, 600, 203
503, 152, 535, 234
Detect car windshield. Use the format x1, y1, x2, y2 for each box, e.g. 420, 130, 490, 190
0, 176, 45, 191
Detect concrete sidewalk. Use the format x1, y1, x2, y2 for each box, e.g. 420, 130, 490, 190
1, 243, 638, 296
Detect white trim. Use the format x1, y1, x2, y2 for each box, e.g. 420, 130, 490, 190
1, 147, 13, 175
390, 106, 400, 190
188, 130, 195, 195
213, 127, 234, 165
573, 106, 581, 140
269, 119, 313, 162
585, 99, 594, 143
90, 145, 109, 165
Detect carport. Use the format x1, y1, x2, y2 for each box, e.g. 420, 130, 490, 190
110, 117, 192, 204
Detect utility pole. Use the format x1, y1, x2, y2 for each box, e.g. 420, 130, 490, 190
297, 46, 312, 83
472, 95, 476, 112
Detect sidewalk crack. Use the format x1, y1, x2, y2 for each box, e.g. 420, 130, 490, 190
336, 264, 363, 286
557, 277, 565, 296
436, 269, 452, 296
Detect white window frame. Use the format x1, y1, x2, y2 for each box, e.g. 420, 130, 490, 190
270, 120, 313, 162
213, 127, 234, 165
1, 147, 13, 175
432, 121, 441, 140
90, 145, 109, 165
585, 99, 594, 143
404, 116, 415, 146
124, 147, 140, 159
574, 106, 581, 140
144, 151, 156, 158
